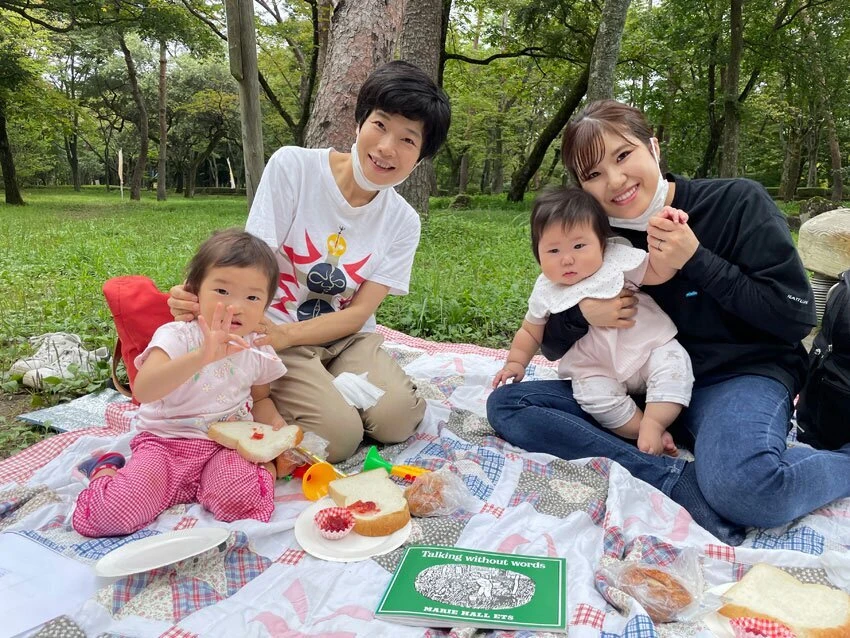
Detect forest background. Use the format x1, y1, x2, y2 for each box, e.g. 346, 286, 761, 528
0, 0, 848, 455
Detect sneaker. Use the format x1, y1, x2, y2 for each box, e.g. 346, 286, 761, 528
75, 452, 125, 483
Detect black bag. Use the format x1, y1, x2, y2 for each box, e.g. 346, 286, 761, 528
796, 270, 850, 450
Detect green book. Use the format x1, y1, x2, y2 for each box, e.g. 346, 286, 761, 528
375, 545, 567, 632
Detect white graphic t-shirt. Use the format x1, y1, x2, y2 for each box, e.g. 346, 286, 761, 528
246, 146, 421, 332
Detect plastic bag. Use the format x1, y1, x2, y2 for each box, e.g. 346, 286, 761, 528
275, 431, 330, 477
599, 548, 704, 623
332, 372, 385, 409
404, 466, 476, 517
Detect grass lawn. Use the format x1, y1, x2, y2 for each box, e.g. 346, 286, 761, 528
0, 187, 537, 459
0, 188, 840, 460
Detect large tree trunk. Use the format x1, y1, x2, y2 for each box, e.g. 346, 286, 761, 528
719, 0, 743, 177
119, 34, 148, 201
225, 0, 265, 207
0, 99, 25, 205
157, 39, 168, 201
304, 0, 404, 151
395, 0, 443, 219
586, 0, 632, 101
507, 66, 589, 202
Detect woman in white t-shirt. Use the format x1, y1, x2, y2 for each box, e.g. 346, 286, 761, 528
170, 61, 451, 463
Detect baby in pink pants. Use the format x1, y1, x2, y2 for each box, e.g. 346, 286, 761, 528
73, 229, 288, 537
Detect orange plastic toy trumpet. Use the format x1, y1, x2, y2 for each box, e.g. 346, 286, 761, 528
363, 445, 429, 481
298, 447, 347, 501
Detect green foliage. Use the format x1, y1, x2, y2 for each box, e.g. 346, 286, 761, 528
0, 416, 55, 461
2, 0, 850, 198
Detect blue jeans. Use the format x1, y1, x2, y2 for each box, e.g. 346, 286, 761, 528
487, 374, 850, 529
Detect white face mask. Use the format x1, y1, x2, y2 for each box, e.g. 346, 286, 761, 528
608, 137, 669, 232
350, 131, 420, 192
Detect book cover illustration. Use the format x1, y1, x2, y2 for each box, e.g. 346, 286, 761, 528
376, 545, 567, 631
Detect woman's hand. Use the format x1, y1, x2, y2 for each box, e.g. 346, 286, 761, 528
253, 321, 293, 352
168, 283, 200, 322
492, 361, 526, 388
647, 206, 699, 270
198, 303, 250, 365
578, 288, 638, 328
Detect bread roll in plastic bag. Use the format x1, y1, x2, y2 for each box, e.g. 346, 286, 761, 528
404, 466, 477, 517
600, 548, 704, 623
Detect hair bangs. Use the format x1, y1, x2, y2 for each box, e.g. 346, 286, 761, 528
569, 120, 608, 183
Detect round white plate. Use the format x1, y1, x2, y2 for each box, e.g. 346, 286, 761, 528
94, 528, 230, 578
294, 497, 411, 562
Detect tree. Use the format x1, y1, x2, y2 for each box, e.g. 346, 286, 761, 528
182, 0, 323, 146
718, 0, 742, 177
157, 39, 167, 200
167, 56, 240, 197
304, 0, 404, 150
396, 0, 445, 217
586, 0, 632, 101
507, 0, 632, 201
225, 0, 264, 206
118, 32, 149, 200
0, 30, 36, 205
800, 6, 846, 200
507, 67, 589, 201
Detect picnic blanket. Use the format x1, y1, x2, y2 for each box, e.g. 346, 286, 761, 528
2, 327, 850, 638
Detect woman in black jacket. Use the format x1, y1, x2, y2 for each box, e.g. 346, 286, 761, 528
487, 99, 849, 545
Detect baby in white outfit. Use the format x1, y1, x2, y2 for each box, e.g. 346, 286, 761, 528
493, 187, 694, 455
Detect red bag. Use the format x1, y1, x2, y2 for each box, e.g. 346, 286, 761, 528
102, 276, 173, 402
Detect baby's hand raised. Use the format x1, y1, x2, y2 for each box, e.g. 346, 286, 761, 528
492, 362, 526, 388
198, 303, 250, 364
655, 206, 689, 225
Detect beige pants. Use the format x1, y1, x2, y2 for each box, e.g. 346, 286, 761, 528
269, 332, 425, 462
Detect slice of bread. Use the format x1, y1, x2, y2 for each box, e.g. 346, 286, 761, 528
328, 468, 410, 537
719, 563, 850, 638
207, 421, 302, 463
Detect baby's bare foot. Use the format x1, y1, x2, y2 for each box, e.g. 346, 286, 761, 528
638, 419, 669, 456
661, 431, 678, 457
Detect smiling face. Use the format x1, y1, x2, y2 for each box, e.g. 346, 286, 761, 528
197, 266, 271, 337
577, 130, 664, 220
538, 222, 605, 286
354, 109, 424, 186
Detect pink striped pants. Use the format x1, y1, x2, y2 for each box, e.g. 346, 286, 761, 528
73, 432, 275, 537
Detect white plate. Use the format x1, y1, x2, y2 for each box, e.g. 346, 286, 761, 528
294, 497, 411, 562
94, 528, 231, 578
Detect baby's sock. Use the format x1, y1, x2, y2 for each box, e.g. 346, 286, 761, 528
75, 451, 126, 483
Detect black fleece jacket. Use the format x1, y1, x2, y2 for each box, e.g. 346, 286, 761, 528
541, 175, 816, 397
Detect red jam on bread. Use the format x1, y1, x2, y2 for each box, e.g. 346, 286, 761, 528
347, 500, 379, 515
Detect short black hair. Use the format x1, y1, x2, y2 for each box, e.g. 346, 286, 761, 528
355, 60, 451, 160
530, 188, 613, 263
185, 228, 279, 308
